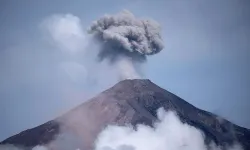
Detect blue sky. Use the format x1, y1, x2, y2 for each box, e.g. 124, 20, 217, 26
0, 0, 249, 141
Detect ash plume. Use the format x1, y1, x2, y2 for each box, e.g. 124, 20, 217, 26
88, 10, 164, 79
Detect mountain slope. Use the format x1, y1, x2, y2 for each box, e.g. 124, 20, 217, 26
1, 79, 250, 150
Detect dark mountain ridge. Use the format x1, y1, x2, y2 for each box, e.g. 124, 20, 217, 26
1, 79, 250, 150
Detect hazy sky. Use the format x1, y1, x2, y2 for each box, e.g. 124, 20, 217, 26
0, 0, 249, 141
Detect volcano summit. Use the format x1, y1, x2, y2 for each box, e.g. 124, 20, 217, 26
1, 79, 250, 150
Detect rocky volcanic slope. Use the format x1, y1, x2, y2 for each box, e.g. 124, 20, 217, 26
1, 79, 250, 150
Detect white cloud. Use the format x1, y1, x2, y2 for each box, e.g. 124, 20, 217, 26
94, 108, 243, 150
32, 145, 48, 150
41, 14, 89, 83
42, 14, 87, 54
0, 109, 243, 150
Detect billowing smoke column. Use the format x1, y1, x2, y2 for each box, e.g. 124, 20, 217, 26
88, 10, 164, 79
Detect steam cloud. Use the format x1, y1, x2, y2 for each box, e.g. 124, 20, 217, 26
42, 14, 88, 84
42, 14, 87, 54
0, 109, 243, 150
88, 10, 164, 79
94, 108, 243, 150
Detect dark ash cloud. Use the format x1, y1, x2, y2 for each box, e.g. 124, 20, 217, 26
88, 10, 164, 79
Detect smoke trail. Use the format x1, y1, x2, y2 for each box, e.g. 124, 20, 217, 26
88, 10, 164, 79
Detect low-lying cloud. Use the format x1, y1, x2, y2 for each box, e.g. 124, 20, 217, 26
0, 109, 243, 150
94, 108, 243, 150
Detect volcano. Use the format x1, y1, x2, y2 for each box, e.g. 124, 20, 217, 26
1, 79, 250, 150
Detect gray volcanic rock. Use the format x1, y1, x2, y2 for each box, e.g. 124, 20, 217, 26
0, 121, 60, 148
1, 79, 250, 150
